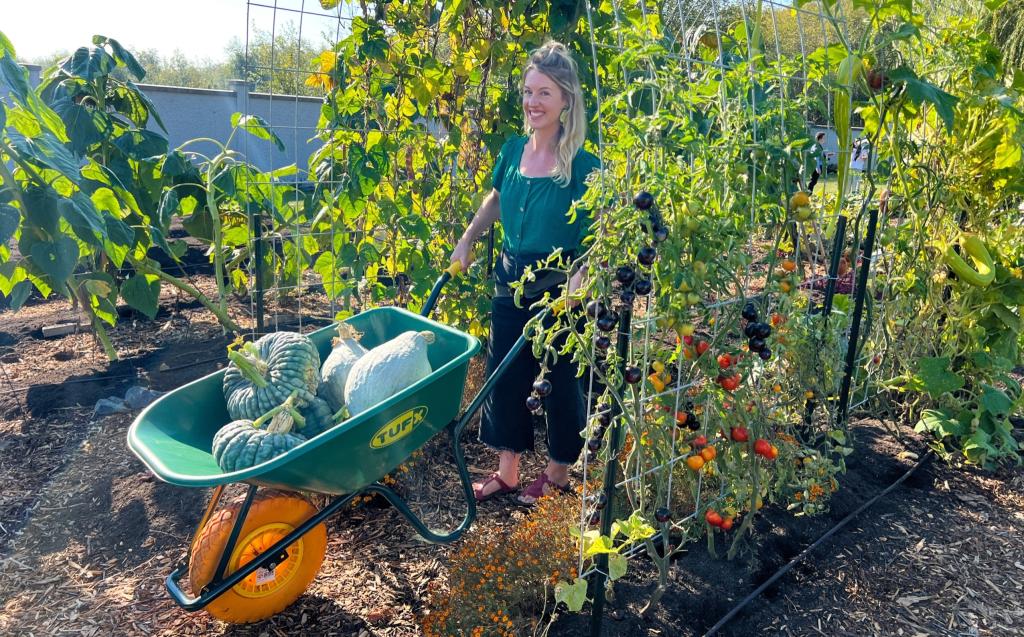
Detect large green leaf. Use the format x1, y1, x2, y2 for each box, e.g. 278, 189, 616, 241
231, 113, 285, 152
48, 88, 109, 156
94, 36, 146, 81
7, 279, 33, 310
0, 204, 19, 245
914, 357, 964, 398
887, 67, 959, 132
112, 129, 168, 161
121, 273, 160, 319
0, 52, 32, 103
9, 131, 82, 183
65, 45, 117, 81
980, 384, 1012, 419
21, 186, 61, 235
914, 409, 966, 438
103, 215, 135, 268
0, 30, 15, 58
30, 235, 78, 287
58, 194, 106, 245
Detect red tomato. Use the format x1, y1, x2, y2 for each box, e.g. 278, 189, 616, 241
695, 340, 710, 355
754, 439, 772, 457
720, 516, 734, 531
692, 435, 708, 447
705, 510, 723, 527
717, 353, 731, 369
730, 426, 749, 442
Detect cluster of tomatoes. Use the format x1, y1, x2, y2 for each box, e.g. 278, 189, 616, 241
704, 508, 735, 531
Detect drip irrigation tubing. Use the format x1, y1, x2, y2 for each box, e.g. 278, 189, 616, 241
703, 449, 934, 636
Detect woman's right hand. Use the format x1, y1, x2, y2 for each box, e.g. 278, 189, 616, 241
450, 240, 473, 273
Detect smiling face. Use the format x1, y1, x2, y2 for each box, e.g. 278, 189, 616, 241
522, 69, 568, 133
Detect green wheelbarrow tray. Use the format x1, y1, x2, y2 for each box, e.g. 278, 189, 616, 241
127, 268, 537, 616
129, 305, 480, 495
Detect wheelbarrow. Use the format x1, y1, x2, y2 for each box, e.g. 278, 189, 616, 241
128, 265, 526, 623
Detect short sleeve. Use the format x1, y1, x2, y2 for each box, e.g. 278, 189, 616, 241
491, 138, 517, 193
572, 150, 602, 248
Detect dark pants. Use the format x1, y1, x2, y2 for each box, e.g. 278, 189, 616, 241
808, 169, 822, 193
479, 293, 587, 465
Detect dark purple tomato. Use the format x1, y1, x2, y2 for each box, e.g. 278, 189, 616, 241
616, 265, 636, 286
620, 289, 636, 305
634, 278, 653, 295
754, 322, 772, 339
653, 226, 669, 243
741, 302, 758, 322
586, 450, 599, 464
634, 191, 655, 210
596, 335, 611, 350
638, 246, 657, 266
744, 322, 758, 338
589, 511, 602, 525
587, 437, 602, 453
596, 410, 612, 426
532, 379, 552, 397
624, 366, 642, 384
595, 492, 608, 510
654, 507, 672, 523
586, 300, 607, 319
748, 337, 766, 353
759, 347, 772, 361
596, 312, 619, 332
526, 395, 542, 412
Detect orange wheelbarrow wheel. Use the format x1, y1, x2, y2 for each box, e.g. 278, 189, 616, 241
188, 489, 327, 623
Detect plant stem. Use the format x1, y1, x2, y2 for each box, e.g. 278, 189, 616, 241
132, 259, 241, 333
71, 283, 118, 362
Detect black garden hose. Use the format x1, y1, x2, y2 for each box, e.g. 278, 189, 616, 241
704, 450, 934, 637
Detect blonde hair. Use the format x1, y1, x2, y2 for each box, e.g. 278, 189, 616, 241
522, 41, 587, 187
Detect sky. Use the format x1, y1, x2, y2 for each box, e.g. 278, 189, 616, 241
3, 0, 347, 63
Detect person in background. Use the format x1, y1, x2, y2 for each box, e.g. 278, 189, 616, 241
449, 41, 600, 506
808, 131, 826, 193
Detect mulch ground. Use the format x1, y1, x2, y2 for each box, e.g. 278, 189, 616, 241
1, 287, 1022, 637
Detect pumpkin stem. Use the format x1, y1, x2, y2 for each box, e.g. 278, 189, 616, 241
253, 391, 305, 432
332, 322, 363, 347
227, 341, 270, 388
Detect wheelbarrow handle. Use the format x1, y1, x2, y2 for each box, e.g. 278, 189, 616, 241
420, 262, 463, 317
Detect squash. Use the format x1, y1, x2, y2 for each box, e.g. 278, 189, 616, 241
344, 330, 435, 416
296, 396, 344, 438
211, 394, 307, 472
223, 331, 321, 421
318, 322, 367, 412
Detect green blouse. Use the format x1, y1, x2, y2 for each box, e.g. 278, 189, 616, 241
491, 136, 601, 257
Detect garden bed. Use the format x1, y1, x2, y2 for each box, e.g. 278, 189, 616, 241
0, 295, 1021, 637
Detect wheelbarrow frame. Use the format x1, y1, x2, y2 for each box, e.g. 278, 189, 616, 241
161, 268, 532, 612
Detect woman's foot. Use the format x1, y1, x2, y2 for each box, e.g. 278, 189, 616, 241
516, 471, 571, 506
472, 472, 518, 502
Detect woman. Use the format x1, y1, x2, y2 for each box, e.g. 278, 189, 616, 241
450, 41, 600, 506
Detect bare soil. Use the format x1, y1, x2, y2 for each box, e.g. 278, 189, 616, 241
0, 286, 1022, 637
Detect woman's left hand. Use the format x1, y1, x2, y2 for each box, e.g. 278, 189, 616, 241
566, 269, 585, 307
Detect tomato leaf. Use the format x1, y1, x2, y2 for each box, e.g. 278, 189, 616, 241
887, 67, 959, 132
231, 113, 285, 152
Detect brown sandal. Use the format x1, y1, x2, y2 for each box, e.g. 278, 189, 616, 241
473, 472, 517, 503
516, 472, 571, 506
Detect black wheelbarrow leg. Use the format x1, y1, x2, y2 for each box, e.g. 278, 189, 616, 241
367, 328, 532, 544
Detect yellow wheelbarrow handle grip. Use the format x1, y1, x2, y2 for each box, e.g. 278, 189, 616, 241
446, 261, 463, 278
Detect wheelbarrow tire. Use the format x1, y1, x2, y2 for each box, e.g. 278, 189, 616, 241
188, 489, 327, 623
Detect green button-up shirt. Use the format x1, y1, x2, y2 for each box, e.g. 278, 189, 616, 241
491, 136, 601, 257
